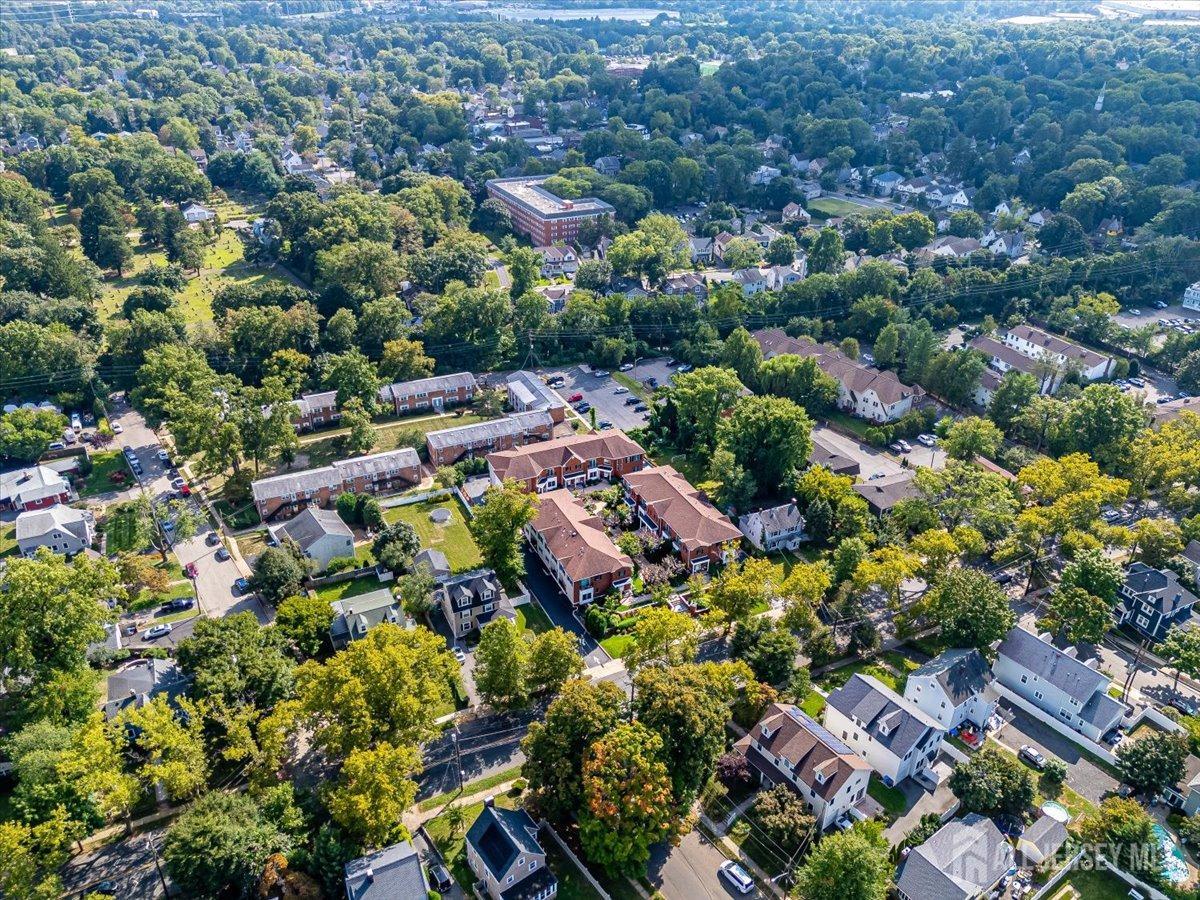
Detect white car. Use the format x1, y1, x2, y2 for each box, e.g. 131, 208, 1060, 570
111, 422, 123, 434
614, 386, 629, 394
453, 647, 467, 664
145, 623, 173, 639
594, 370, 611, 378
917, 433, 937, 447
619, 363, 635, 371
719, 860, 754, 895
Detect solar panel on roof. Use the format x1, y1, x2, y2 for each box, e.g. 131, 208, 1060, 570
785, 706, 856, 757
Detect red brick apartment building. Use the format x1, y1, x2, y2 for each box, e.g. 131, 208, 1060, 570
525, 489, 633, 606
378, 372, 476, 416
289, 390, 340, 432
623, 465, 742, 572
487, 430, 647, 493
424, 411, 554, 467
251, 447, 422, 520
485, 176, 615, 246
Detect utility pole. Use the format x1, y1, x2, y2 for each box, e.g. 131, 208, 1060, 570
451, 727, 463, 794
147, 837, 169, 896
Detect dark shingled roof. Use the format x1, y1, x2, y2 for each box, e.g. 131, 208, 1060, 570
910, 648, 993, 706
344, 840, 429, 900
466, 805, 544, 881
825, 673, 942, 758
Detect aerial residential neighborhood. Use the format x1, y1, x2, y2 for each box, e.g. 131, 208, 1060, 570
2, 2, 1200, 900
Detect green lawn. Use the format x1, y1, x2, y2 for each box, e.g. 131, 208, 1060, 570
383, 498, 483, 573
1053, 868, 1138, 900
600, 633, 633, 658
986, 739, 1096, 818
815, 658, 905, 693
867, 775, 908, 818
289, 412, 493, 473
313, 577, 387, 604
799, 690, 826, 718
79, 451, 130, 497
426, 796, 518, 892
612, 371, 650, 401
542, 830, 605, 900
808, 197, 870, 219
824, 410, 876, 440
417, 764, 525, 812
235, 530, 269, 563
517, 603, 554, 635
0, 522, 16, 558
213, 495, 261, 530
103, 503, 148, 553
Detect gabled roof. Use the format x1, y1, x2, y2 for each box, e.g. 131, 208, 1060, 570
344, 840, 429, 900
897, 813, 1014, 900
751, 329, 915, 406
851, 470, 919, 513
466, 804, 544, 880
487, 431, 645, 483
328, 588, 405, 642
826, 673, 943, 758
734, 703, 869, 800
379, 372, 476, 404
1006, 325, 1110, 370
909, 648, 993, 706
426, 411, 552, 451
527, 490, 631, 582
15, 504, 91, 542
738, 503, 804, 535
623, 465, 741, 552
996, 627, 1108, 705
103, 659, 189, 720
1123, 561, 1199, 616
505, 371, 566, 413
268, 506, 351, 552
0, 465, 68, 505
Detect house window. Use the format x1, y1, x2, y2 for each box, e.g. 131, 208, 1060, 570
1020, 674, 1028, 684
507, 876, 514, 885
530, 861, 537, 871
1034, 690, 1043, 700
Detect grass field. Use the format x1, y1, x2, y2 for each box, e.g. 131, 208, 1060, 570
799, 690, 826, 718
383, 498, 482, 573
1052, 868, 1137, 900
867, 775, 908, 817
78, 451, 129, 497
600, 633, 633, 658
103, 502, 148, 553
289, 412, 492, 472
426, 796, 518, 892
312, 576, 387, 604
235, 529, 269, 563
808, 197, 870, 219
516, 603, 554, 635
699, 60, 722, 76
0, 521, 17, 558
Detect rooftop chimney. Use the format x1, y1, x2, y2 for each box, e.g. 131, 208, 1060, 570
1038, 632, 1053, 643
1063, 647, 1078, 659
364, 867, 374, 883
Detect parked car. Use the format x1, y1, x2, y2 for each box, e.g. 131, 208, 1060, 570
568, 392, 584, 403
234, 577, 251, 594
574, 402, 591, 413
598, 420, 613, 429
624, 396, 640, 406
111, 422, 123, 434
215, 547, 231, 561
71, 413, 82, 432
614, 386, 629, 394
48, 441, 65, 451
145, 623, 173, 639
718, 861, 754, 895
645, 376, 658, 387
206, 532, 221, 546
917, 433, 937, 447
889, 442, 904, 453
1170, 696, 1198, 716
897, 439, 913, 453
1128, 309, 1142, 316
184, 562, 198, 578
676, 363, 693, 373
593, 370, 610, 378
619, 362, 635, 371
634, 403, 648, 412
429, 865, 453, 893
165, 597, 194, 611
452, 647, 466, 664
157, 449, 170, 463
1018, 745, 1047, 769
1154, 301, 1170, 309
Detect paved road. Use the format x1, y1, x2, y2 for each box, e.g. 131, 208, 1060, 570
647, 830, 747, 900
417, 704, 546, 800
521, 546, 609, 668
60, 827, 170, 899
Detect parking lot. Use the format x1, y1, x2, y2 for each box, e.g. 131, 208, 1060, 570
811, 425, 904, 480
542, 362, 667, 433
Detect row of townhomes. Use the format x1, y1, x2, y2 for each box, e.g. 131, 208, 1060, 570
970, 323, 1116, 406
754, 327, 920, 422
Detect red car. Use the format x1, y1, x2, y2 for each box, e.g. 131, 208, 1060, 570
184, 562, 199, 579
568, 392, 584, 403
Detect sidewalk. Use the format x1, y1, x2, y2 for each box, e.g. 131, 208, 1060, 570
403, 777, 521, 832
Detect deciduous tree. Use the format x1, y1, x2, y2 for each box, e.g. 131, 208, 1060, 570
948, 748, 1034, 815
794, 820, 891, 900
471, 480, 539, 583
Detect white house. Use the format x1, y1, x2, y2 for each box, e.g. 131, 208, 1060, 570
993, 627, 1127, 743
181, 202, 215, 224
732, 268, 768, 296
15, 505, 95, 557
737, 502, 805, 552
749, 165, 781, 185
1001, 324, 1114, 383
267, 506, 354, 573
896, 814, 1015, 900
903, 648, 998, 732
735, 703, 872, 832
535, 245, 579, 278
824, 673, 945, 787
1184, 281, 1200, 312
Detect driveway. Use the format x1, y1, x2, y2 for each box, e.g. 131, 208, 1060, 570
883, 771, 959, 846
647, 830, 749, 899
521, 547, 609, 668
811, 425, 903, 481
60, 827, 171, 899
991, 703, 1120, 805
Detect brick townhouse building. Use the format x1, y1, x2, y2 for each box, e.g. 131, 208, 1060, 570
623, 465, 741, 572
485, 176, 614, 246
486, 430, 647, 493
424, 411, 554, 467
525, 489, 634, 606
251, 447, 422, 520
377, 372, 477, 416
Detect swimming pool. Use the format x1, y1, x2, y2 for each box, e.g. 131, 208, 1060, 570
1040, 801, 1071, 824
1152, 823, 1189, 885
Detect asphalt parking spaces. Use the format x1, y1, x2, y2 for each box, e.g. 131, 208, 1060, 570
550, 365, 654, 433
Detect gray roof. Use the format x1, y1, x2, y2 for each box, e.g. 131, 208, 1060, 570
293, 389, 338, 416
826, 673, 942, 758
103, 659, 189, 720
426, 411, 552, 450
379, 371, 476, 404
344, 840, 428, 900
334, 447, 421, 481
738, 503, 804, 534
911, 648, 993, 706
506, 371, 565, 412
997, 627, 1108, 704
466, 804, 544, 880
269, 506, 351, 551
329, 588, 405, 642
413, 548, 450, 579
15, 504, 91, 542
1182, 540, 1200, 568
1079, 689, 1127, 731
1018, 815, 1068, 864
1124, 562, 1198, 616
897, 813, 1014, 900
251, 448, 420, 504
851, 470, 919, 513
